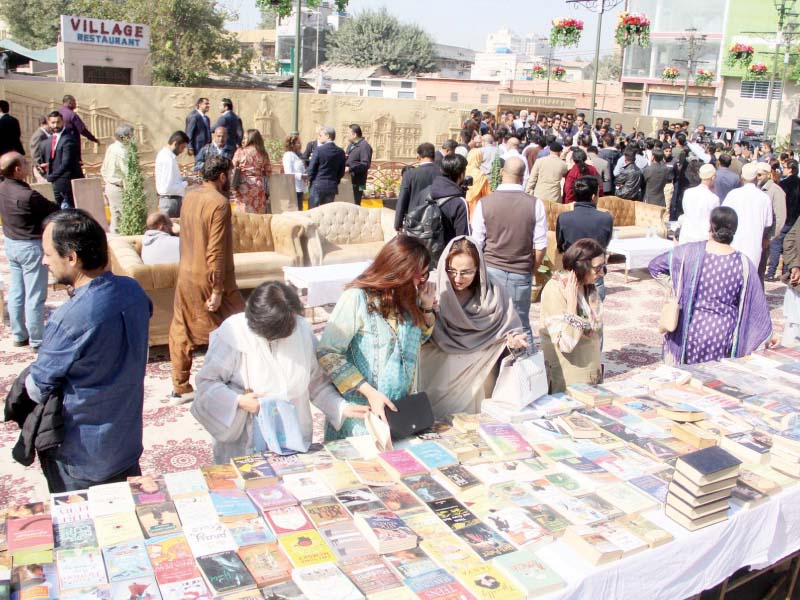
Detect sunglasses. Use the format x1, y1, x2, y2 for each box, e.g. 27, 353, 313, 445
446, 268, 476, 278
415, 271, 430, 283
592, 263, 606, 274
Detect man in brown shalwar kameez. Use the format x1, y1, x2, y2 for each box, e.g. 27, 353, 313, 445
169, 155, 244, 404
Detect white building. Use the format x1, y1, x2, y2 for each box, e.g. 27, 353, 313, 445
305, 65, 416, 99
472, 52, 517, 81
275, 1, 347, 75
486, 28, 524, 54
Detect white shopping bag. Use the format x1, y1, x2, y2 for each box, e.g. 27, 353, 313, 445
491, 351, 549, 410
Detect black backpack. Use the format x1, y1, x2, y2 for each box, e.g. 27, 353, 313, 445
402, 193, 457, 262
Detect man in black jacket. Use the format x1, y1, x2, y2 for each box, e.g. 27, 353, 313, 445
307, 126, 346, 208
185, 97, 211, 167
345, 124, 373, 206
416, 154, 469, 250
0, 99, 25, 156
767, 159, 800, 280
642, 148, 672, 206
614, 145, 643, 201
395, 143, 440, 230
43, 111, 83, 209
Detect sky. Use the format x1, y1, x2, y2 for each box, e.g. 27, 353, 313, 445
223, 0, 625, 59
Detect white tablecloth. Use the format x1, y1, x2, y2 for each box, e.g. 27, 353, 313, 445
283, 261, 371, 307
607, 237, 675, 270
539, 484, 800, 600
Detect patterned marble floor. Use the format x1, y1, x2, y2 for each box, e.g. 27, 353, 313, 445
0, 238, 789, 507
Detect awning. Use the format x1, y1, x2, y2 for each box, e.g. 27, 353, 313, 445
0, 39, 58, 63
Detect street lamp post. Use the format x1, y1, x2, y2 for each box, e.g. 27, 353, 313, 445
291, 0, 302, 135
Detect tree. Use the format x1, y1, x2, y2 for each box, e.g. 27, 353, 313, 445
325, 8, 436, 75
0, 0, 252, 86
584, 51, 623, 82
489, 154, 502, 192
118, 139, 148, 236
255, 0, 349, 19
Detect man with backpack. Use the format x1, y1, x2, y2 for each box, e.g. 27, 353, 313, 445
402, 153, 470, 262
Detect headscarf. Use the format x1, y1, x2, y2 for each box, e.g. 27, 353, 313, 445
431, 236, 522, 353
465, 148, 490, 216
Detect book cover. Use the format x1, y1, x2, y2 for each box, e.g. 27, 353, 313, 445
280, 473, 332, 502
730, 481, 769, 509
354, 511, 417, 550
493, 550, 565, 597
404, 568, 475, 599
419, 535, 483, 572
109, 576, 162, 600
451, 413, 483, 433
626, 474, 669, 503
10, 561, 58, 600
266, 454, 306, 477
338, 556, 403, 596
156, 577, 211, 600
318, 521, 376, 561
231, 454, 278, 487
720, 432, 772, 465
372, 484, 423, 514
246, 484, 297, 512
455, 563, 524, 600
314, 461, 360, 493
401, 474, 453, 503
291, 563, 364, 600
595, 482, 659, 514
226, 517, 275, 548
264, 505, 314, 536
407, 442, 459, 470
278, 530, 337, 568
173, 495, 218, 525
430, 497, 480, 531
50, 491, 90, 525
566, 384, 616, 407
184, 521, 238, 558
93, 512, 144, 548
465, 461, 538, 487
88, 482, 136, 518
556, 414, 601, 439
128, 476, 171, 506
196, 551, 257, 595
348, 460, 395, 487
577, 494, 624, 521
324, 439, 362, 461
59, 584, 112, 600
301, 497, 351, 528
558, 456, 616, 484
541, 495, 606, 527
102, 540, 153, 582
335, 488, 386, 516
135, 502, 181, 539
378, 449, 429, 478
53, 519, 97, 550
544, 471, 594, 497
614, 514, 674, 548
237, 542, 291, 587
384, 547, 439, 580
200, 464, 239, 490
455, 523, 516, 561
57, 547, 108, 591
477, 423, 533, 459
261, 579, 306, 600
209, 489, 257, 522
7, 514, 54, 555
163, 470, 208, 499
483, 507, 552, 548
561, 526, 623, 565
145, 534, 199, 585
434, 465, 481, 494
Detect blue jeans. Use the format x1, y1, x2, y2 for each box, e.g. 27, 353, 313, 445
39, 452, 141, 493
309, 187, 335, 209
595, 276, 606, 301
767, 223, 793, 278
4, 237, 48, 346
487, 266, 534, 349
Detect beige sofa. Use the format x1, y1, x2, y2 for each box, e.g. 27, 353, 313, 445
293, 202, 396, 265
108, 212, 306, 346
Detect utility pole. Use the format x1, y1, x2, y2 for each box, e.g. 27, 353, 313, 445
542, 46, 561, 97
673, 29, 708, 121
291, 0, 302, 135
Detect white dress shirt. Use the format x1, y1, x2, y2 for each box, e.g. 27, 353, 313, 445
679, 184, 720, 244
155, 146, 187, 197
502, 149, 530, 182
723, 183, 773, 267
282, 151, 306, 193
471, 183, 547, 251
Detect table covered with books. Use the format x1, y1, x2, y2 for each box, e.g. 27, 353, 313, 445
4, 347, 800, 600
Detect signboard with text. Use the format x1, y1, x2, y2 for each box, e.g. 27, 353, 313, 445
60, 15, 150, 50
497, 93, 576, 110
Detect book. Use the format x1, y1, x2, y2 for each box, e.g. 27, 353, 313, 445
59, 584, 113, 600
454, 563, 524, 600
226, 517, 275, 548
173, 495, 218, 525
291, 563, 364, 600
378, 449, 428, 479
348, 460, 395, 487
183, 521, 238, 557
53, 519, 97, 550
163, 470, 208, 499
465, 461, 539, 487
318, 521, 376, 561
209, 490, 258, 522
406, 442, 459, 470
493, 550, 565, 598
196, 551, 257, 596
145, 534, 199, 585
261, 579, 307, 600
266, 455, 307, 477
614, 514, 673, 548
371, 485, 423, 514
264, 505, 314, 536
246, 484, 297, 513
451, 413, 483, 433
201, 465, 239, 490
482, 400, 542, 424
314, 462, 360, 493
93, 512, 144, 548
278, 530, 337, 568
666, 493, 729, 520
675, 446, 743, 485
335, 488, 386, 516
482, 507, 552, 549
656, 404, 705, 423
109, 576, 161, 600
670, 471, 738, 497
384, 547, 439, 580
405, 568, 476, 600
50, 491, 90, 525
324, 438, 363, 461
128, 476, 171, 506
566, 384, 616, 407
279, 473, 332, 503
633, 366, 692, 388
667, 481, 734, 508
237, 542, 291, 588
7, 515, 54, 556
88, 482, 136, 518
561, 526, 624, 565
719, 432, 772, 465
135, 502, 181, 539
431, 465, 482, 499
455, 522, 516, 561
102, 540, 153, 582
436, 433, 482, 462
354, 511, 418, 554
10, 561, 58, 600
594, 482, 659, 514
231, 454, 278, 489
730, 481, 769, 509
157, 577, 211, 600
477, 423, 534, 459
556, 414, 601, 439
57, 547, 107, 590
338, 556, 404, 597
664, 505, 728, 531
401, 474, 453, 503
671, 422, 718, 449
301, 497, 351, 529
737, 468, 783, 495
770, 454, 800, 477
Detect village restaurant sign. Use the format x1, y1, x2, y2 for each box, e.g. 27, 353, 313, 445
61, 16, 150, 50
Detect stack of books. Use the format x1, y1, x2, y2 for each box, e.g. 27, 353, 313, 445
665, 446, 741, 531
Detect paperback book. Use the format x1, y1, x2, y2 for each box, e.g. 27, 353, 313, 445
237, 541, 291, 587
196, 551, 257, 596
135, 502, 181, 539
102, 540, 153, 582
230, 454, 278, 489
278, 530, 337, 568
128, 476, 171, 506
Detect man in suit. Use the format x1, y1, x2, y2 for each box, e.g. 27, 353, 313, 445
193, 127, 231, 174
302, 128, 320, 167
212, 98, 242, 157
30, 116, 50, 183
0, 99, 25, 155
43, 111, 83, 209
394, 143, 440, 231
526, 141, 568, 202
306, 126, 345, 208
713, 153, 740, 203
344, 124, 373, 206
642, 148, 673, 206
185, 97, 211, 167
587, 145, 611, 195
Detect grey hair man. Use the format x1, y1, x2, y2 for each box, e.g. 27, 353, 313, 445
307, 125, 346, 208
101, 123, 135, 234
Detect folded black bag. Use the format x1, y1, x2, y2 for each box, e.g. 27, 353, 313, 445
386, 392, 434, 440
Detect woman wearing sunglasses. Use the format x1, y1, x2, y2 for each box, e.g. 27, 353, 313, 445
539, 238, 605, 392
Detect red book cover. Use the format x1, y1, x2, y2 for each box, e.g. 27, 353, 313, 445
145, 534, 200, 585
7, 515, 54, 554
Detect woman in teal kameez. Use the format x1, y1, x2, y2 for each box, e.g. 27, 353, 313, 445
318, 236, 437, 440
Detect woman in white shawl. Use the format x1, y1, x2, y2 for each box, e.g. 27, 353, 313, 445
420, 236, 528, 417
192, 282, 369, 464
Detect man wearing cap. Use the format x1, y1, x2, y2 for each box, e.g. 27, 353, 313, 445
723, 162, 773, 275
755, 162, 786, 280
679, 163, 719, 244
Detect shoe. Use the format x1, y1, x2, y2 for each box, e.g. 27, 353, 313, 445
12, 338, 29, 347
31, 344, 41, 352
169, 390, 195, 406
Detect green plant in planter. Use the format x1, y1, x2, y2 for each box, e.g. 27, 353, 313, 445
118, 138, 148, 236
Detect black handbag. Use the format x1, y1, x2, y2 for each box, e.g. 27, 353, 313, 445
386, 392, 434, 440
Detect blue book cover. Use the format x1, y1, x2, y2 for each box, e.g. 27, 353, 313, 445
102, 540, 153, 582
407, 441, 457, 470
210, 490, 257, 520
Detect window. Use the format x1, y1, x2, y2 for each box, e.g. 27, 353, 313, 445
83, 66, 132, 85
450, 92, 459, 102
648, 93, 716, 123
739, 81, 781, 100
623, 38, 721, 79
480, 94, 489, 104
401, 81, 413, 89
370, 79, 382, 87
367, 89, 383, 98
426, 95, 437, 101
736, 118, 765, 132
398, 91, 415, 99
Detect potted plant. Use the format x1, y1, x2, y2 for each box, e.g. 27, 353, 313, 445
694, 69, 714, 86
615, 12, 651, 47
661, 67, 680, 83
550, 18, 583, 48
532, 257, 554, 303
726, 43, 754, 68
747, 63, 769, 80
532, 64, 547, 80
552, 66, 567, 81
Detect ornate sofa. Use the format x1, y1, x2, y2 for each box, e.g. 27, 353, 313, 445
108, 212, 305, 346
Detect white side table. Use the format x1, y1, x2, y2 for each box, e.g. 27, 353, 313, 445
607, 237, 674, 282
283, 261, 372, 313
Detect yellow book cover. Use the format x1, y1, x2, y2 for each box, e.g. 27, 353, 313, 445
278, 530, 336, 568
348, 460, 395, 487
455, 563, 525, 600
314, 462, 360, 493
94, 512, 143, 547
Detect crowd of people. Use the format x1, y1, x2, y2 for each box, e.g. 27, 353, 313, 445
1, 96, 799, 494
